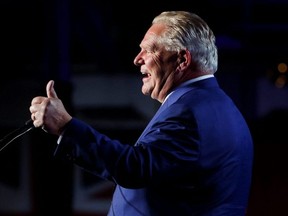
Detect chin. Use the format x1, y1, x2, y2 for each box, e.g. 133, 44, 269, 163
142, 88, 152, 96
142, 91, 150, 96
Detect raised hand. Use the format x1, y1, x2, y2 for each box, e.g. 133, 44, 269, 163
30, 80, 72, 135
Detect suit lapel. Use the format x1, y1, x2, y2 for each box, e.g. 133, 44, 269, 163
134, 78, 219, 146
135, 85, 194, 146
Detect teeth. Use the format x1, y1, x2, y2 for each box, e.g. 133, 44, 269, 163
141, 72, 149, 78
140, 71, 150, 78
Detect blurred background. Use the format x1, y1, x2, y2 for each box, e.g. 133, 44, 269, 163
0, 0, 288, 215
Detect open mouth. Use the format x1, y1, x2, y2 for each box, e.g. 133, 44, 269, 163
141, 72, 151, 79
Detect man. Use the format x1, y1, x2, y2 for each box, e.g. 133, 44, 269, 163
30, 11, 254, 215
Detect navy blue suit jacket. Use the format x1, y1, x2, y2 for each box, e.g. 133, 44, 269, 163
55, 77, 254, 215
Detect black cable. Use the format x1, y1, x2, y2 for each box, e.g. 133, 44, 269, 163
0, 119, 35, 152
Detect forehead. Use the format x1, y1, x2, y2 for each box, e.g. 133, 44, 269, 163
140, 23, 166, 47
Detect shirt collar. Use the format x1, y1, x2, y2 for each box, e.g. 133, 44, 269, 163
163, 74, 214, 103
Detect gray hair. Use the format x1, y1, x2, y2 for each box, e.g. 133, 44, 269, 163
152, 11, 218, 74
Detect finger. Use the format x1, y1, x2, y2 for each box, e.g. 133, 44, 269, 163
29, 104, 39, 120
33, 119, 43, 128
46, 80, 58, 99
31, 113, 35, 121
31, 96, 46, 105
30, 112, 42, 128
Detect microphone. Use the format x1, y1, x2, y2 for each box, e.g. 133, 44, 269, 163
0, 119, 35, 152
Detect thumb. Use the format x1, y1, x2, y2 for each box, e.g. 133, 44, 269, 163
46, 80, 58, 99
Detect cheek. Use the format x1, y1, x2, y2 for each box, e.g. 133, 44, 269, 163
147, 57, 163, 76
144, 54, 167, 83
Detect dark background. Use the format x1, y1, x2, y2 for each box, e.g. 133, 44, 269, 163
0, 0, 288, 215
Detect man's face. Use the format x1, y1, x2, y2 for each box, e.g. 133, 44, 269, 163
133, 23, 179, 102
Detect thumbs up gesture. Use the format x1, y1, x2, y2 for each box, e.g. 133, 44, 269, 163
29, 80, 72, 135
46, 79, 59, 99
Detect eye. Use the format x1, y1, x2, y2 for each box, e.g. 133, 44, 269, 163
144, 49, 152, 54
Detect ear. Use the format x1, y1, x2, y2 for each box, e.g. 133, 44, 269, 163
177, 49, 191, 71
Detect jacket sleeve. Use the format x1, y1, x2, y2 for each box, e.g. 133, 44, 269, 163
54, 107, 200, 189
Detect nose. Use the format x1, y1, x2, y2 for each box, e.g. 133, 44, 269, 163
133, 52, 143, 66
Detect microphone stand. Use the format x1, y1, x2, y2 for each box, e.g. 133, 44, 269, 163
0, 119, 35, 152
